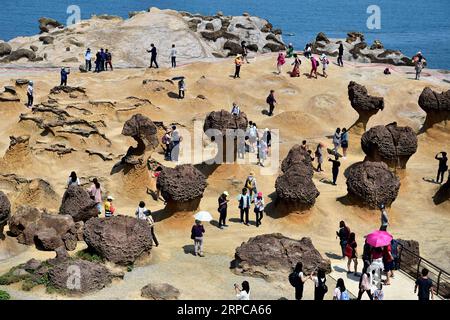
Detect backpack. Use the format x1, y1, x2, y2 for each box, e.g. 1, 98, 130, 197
266, 96, 271, 104
289, 272, 302, 287
340, 290, 349, 300
245, 178, 253, 189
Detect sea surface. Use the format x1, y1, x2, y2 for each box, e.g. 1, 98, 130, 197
0, 0, 449, 69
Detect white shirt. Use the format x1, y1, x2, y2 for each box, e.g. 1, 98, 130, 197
313, 276, 326, 288
68, 177, 80, 187
85, 52, 92, 60
170, 48, 177, 58
27, 85, 33, 96
333, 288, 341, 300
236, 290, 250, 300
136, 207, 147, 220
172, 129, 180, 142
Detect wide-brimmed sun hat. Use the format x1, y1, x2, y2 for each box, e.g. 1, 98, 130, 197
223, 191, 229, 197
107, 195, 114, 201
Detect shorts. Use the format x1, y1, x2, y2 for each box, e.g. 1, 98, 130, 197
341, 141, 348, 148
384, 260, 394, 272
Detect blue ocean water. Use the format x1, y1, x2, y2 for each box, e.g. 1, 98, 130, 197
0, 0, 449, 69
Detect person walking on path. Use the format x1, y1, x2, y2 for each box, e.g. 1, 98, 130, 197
147, 43, 159, 68
245, 172, 258, 202
191, 220, 205, 257
286, 43, 294, 58
60, 67, 69, 86
328, 155, 341, 185
345, 232, 358, 275
254, 192, 264, 227
178, 79, 186, 99
320, 53, 329, 78
383, 244, 394, 285
289, 262, 311, 300
84, 48, 92, 71
170, 44, 177, 68
234, 54, 242, 78
413, 51, 425, 80
135, 201, 159, 246
312, 269, 328, 301
256, 138, 268, 167
104, 195, 116, 217
341, 128, 349, 158
218, 191, 229, 229
67, 171, 80, 187
87, 178, 102, 214
337, 43, 344, 67
333, 278, 350, 300
266, 90, 277, 116
414, 268, 434, 300
276, 52, 286, 75
304, 43, 312, 59
26, 81, 34, 108
290, 53, 301, 77
235, 281, 250, 300
309, 56, 319, 79
162, 129, 172, 161
332, 128, 341, 154
435, 151, 448, 184
357, 270, 373, 300
238, 188, 251, 225
336, 221, 350, 259
379, 203, 389, 231
170, 125, 182, 162
315, 143, 324, 172
105, 49, 113, 71
241, 41, 250, 64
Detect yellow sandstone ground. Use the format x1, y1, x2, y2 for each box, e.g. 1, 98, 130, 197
0, 53, 449, 299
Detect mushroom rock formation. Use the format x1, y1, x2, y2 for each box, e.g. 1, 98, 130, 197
418, 87, 450, 131
0, 191, 11, 240
348, 81, 384, 132
83, 216, 153, 265
8, 206, 78, 251
38, 17, 63, 33
344, 161, 400, 208
275, 164, 320, 214
121, 113, 159, 165
203, 109, 248, 163
156, 164, 207, 213
232, 234, 331, 280
141, 283, 181, 300
59, 185, 99, 222
0, 86, 20, 102
361, 123, 418, 169
280, 144, 314, 175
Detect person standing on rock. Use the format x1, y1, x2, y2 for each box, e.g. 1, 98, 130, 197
332, 128, 341, 154
266, 90, 277, 116
341, 128, 349, 159
178, 78, 186, 99
105, 49, 113, 71
218, 191, 229, 229
26, 81, 34, 108
191, 220, 205, 257
320, 53, 329, 78
254, 192, 264, 227
245, 172, 258, 203
87, 178, 102, 214
234, 54, 242, 78
435, 151, 448, 184
379, 203, 389, 231
337, 43, 344, 67
241, 41, 249, 64
336, 221, 350, 259
289, 262, 311, 300
60, 67, 69, 86
170, 125, 182, 162
104, 195, 116, 217
309, 56, 319, 79
290, 54, 301, 77
147, 43, 159, 68
315, 143, 324, 172
85, 48, 92, 71
276, 52, 286, 75
238, 188, 251, 225
231, 102, 240, 116
328, 155, 341, 185
170, 44, 177, 68
67, 171, 80, 187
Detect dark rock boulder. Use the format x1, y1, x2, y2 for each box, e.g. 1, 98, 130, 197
315, 32, 330, 44
38, 17, 63, 33
0, 191, 11, 240
157, 164, 207, 213
348, 81, 384, 132
370, 40, 384, 50
121, 114, 159, 165
200, 30, 239, 41
0, 49, 37, 63
232, 233, 331, 280
203, 109, 248, 135
59, 185, 99, 222
263, 42, 286, 52
49, 86, 86, 95
141, 283, 181, 300
344, 161, 400, 208
346, 32, 365, 43
223, 41, 243, 56
280, 144, 314, 175
83, 216, 153, 265
418, 87, 450, 130
0, 43, 12, 57
361, 123, 418, 169
48, 258, 113, 294
39, 36, 54, 45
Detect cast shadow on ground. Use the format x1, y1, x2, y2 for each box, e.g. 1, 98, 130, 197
182, 244, 195, 256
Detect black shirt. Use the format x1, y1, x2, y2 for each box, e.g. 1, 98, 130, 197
150, 47, 157, 57
330, 159, 341, 171
339, 45, 344, 56
416, 277, 433, 300
437, 155, 448, 170
218, 195, 228, 211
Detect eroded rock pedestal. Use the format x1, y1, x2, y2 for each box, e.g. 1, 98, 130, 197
0, 191, 11, 240
59, 185, 99, 222
156, 164, 207, 213
418, 87, 450, 131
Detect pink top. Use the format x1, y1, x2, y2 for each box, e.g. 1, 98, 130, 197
277, 53, 286, 65
88, 184, 102, 203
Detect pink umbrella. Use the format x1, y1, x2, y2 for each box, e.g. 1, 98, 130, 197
366, 230, 393, 248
